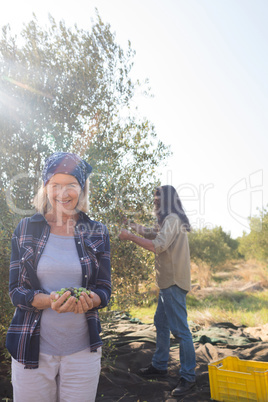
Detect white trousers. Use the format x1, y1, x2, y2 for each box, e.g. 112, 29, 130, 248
12, 347, 101, 402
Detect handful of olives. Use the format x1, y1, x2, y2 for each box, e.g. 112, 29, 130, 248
54, 287, 91, 303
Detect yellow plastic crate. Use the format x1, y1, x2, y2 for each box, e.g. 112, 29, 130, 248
208, 356, 268, 402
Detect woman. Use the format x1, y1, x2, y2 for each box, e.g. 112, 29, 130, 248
6, 152, 111, 402
119, 185, 196, 397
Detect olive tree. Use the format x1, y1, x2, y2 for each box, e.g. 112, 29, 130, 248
0, 13, 170, 316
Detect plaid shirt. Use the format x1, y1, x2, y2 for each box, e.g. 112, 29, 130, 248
6, 212, 111, 369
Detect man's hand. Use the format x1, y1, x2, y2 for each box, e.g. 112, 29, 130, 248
118, 228, 156, 253
119, 228, 131, 241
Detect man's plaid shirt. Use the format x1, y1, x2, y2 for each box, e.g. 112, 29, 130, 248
6, 212, 111, 368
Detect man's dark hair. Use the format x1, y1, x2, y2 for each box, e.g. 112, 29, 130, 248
154, 185, 191, 232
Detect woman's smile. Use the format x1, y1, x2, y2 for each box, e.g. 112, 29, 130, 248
56, 199, 71, 204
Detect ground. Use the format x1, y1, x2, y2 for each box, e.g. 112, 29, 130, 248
1, 320, 268, 401
94, 318, 268, 401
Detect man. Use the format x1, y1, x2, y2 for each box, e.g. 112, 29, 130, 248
119, 185, 196, 397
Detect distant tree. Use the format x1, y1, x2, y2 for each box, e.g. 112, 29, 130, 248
188, 226, 239, 268
0, 12, 170, 318
238, 207, 268, 261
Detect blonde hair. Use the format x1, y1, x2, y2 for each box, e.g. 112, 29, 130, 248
33, 178, 89, 214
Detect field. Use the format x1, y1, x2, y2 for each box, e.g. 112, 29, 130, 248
129, 259, 268, 328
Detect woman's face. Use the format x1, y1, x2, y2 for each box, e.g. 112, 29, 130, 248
46, 174, 82, 215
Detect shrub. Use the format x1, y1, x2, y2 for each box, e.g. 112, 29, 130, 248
188, 226, 239, 269
238, 207, 268, 261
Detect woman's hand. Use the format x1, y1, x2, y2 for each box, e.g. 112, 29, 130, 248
31, 293, 52, 310
50, 291, 77, 313
74, 291, 101, 314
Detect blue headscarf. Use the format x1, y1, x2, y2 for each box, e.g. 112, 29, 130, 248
42, 152, 92, 189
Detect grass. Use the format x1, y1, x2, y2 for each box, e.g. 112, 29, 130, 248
128, 260, 268, 328
187, 290, 268, 327
129, 289, 268, 327
128, 305, 155, 324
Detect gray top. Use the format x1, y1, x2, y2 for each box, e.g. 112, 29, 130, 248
37, 233, 89, 356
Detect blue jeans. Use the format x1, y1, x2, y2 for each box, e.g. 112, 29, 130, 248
152, 285, 196, 382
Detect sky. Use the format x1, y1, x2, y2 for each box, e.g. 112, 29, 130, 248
1, 0, 267, 238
